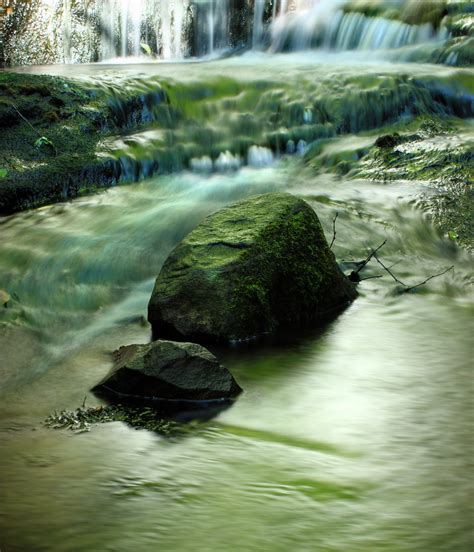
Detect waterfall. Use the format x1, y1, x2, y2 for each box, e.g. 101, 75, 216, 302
3, 0, 453, 65
62, 0, 72, 62
252, 0, 266, 48
154, 0, 187, 60
98, 0, 233, 60
269, 0, 448, 53
99, 0, 191, 60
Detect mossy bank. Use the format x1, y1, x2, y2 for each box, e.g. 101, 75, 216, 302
0, 72, 117, 214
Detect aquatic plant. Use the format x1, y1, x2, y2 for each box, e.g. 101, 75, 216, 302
44, 404, 186, 435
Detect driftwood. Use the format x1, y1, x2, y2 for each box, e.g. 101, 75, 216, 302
346, 240, 454, 293
329, 212, 338, 250
329, 213, 454, 292
348, 240, 387, 283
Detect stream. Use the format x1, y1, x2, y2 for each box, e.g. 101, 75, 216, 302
1, 53, 473, 551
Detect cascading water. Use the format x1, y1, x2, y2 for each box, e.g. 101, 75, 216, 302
102, 0, 448, 59
268, 0, 449, 53
97, 0, 233, 60
252, 0, 266, 48
193, 0, 231, 57
99, 0, 187, 60
2, 0, 455, 65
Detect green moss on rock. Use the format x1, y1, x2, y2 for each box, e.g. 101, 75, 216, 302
148, 193, 357, 343
400, 0, 448, 27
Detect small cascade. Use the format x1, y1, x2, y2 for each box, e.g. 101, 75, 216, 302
99, 0, 188, 60
192, 0, 231, 57
151, 0, 187, 59
248, 146, 274, 167
269, 0, 448, 53
252, 0, 266, 48
98, 0, 234, 60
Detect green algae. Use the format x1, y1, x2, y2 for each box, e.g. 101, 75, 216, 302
343, 1, 398, 19
400, 0, 448, 27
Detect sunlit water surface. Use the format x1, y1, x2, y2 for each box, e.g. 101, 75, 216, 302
1, 56, 473, 552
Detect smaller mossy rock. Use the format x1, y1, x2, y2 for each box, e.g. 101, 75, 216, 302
92, 340, 242, 402
148, 192, 357, 343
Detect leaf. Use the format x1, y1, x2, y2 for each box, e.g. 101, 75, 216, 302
0, 168, 7, 178
34, 136, 55, 149
448, 230, 458, 241
35, 137, 47, 147
140, 42, 152, 56
0, 289, 10, 306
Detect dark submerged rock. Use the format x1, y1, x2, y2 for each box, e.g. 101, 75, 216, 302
375, 133, 401, 149
92, 340, 242, 402
148, 192, 357, 343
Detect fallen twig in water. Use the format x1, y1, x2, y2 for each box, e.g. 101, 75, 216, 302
349, 240, 387, 282
348, 241, 454, 292
359, 274, 383, 282
329, 212, 339, 250
374, 254, 407, 286
401, 265, 454, 294
373, 253, 454, 293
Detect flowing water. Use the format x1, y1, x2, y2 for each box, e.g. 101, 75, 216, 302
1, 46, 474, 552
3, 0, 458, 65
96, 0, 449, 59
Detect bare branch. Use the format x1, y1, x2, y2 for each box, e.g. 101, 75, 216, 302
359, 274, 383, 281
9, 102, 42, 137
359, 240, 386, 271
374, 253, 407, 286
402, 266, 454, 293
349, 239, 386, 281
387, 260, 403, 270
329, 212, 338, 250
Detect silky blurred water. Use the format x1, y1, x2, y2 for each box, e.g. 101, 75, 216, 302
0, 144, 472, 551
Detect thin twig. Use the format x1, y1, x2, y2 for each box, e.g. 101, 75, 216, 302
402, 265, 454, 293
360, 240, 387, 271
350, 240, 386, 280
374, 253, 407, 286
359, 274, 383, 281
329, 212, 338, 250
9, 102, 43, 137
387, 260, 403, 270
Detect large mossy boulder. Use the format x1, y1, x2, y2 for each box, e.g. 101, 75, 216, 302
148, 192, 357, 343
93, 340, 242, 401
